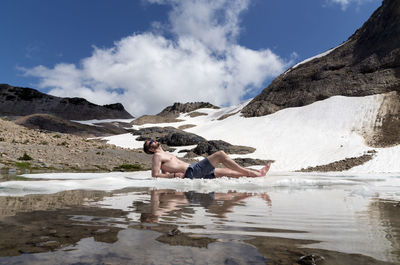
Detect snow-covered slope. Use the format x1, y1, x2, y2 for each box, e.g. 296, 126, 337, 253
103, 93, 399, 173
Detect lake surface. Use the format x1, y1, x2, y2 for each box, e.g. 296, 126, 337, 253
0, 171, 399, 264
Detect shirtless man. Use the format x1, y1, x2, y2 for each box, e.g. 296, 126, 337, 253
143, 140, 271, 179
140, 189, 272, 223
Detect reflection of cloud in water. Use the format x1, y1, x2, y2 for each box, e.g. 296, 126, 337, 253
0, 171, 399, 263
368, 199, 400, 263
89, 188, 400, 263
0, 186, 399, 264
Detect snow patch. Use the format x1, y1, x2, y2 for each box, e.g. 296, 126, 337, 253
100, 93, 398, 173
1, 171, 399, 197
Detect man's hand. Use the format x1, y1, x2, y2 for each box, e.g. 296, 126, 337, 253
175, 172, 185, 178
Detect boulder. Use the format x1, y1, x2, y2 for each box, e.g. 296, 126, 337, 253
131, 127, 205, 146
193, 140, 255, 156
159, 132, 206, 146
298, 254, 325, 265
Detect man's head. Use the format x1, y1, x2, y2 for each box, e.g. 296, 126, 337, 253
140, 212, 159, 223
143, 140, 159, 154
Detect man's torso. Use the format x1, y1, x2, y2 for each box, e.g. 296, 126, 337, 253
158, 152, 189, 173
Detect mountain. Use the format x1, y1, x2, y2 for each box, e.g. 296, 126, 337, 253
131, 102, 219, 125
241, 0, 400, 117
14, 114, 129, 137
0, 84, 133, 120
158, 102, 219, 117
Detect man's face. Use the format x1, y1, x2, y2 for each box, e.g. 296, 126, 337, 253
147, 140, 160, 152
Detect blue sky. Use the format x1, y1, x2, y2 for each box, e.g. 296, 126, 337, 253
0, 0, 381, 116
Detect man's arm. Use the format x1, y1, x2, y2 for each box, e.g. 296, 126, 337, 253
151, 154, 181, 178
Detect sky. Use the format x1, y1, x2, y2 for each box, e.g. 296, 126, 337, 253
0, 0, 381, 116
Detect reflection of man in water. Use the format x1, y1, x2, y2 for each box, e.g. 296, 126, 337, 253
143, 140, 271, 179
140, 189, 272, 223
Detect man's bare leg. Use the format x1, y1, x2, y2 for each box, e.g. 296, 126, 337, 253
214, 168, 245, 178
214, 162, 271, 178
207, 151, 271, 177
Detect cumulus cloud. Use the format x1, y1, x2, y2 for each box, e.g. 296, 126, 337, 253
23, 0, 290, 116
327, 0, 375, 10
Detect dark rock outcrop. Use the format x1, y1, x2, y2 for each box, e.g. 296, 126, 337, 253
158, 132, 206, 146
131, 126, 179, 141
0, 84, 133, 120
192, 140, 255, 156
14, 114, 129, 137
131, 127, 206, 146
241, 0, 400, 117
233, 158, 273, 167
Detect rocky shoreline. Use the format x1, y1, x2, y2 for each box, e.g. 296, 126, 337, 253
297, 151, 376, 172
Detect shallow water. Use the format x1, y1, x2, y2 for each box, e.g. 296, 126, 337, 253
0, 172, 399, 264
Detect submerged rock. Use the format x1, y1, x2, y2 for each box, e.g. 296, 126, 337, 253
168, 228, 182, 237
298, 254, 325, 265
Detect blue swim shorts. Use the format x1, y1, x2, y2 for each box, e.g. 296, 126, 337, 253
184, 158, 216, 179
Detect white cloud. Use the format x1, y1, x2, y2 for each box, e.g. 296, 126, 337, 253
23, 0, 290, 116
327, 0, 375, 10
166, 0, 249, 52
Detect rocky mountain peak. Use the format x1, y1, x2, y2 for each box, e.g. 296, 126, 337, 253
0, 84, 133, 120
352, 0, 400, 62
158, 102, 220, 117
241, 0, 400, 117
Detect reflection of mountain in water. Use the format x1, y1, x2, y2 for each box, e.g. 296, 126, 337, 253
0, 190, 107, 218
0, 205, 125, 257
0, 189, 398, 264
369, 200, 400, 263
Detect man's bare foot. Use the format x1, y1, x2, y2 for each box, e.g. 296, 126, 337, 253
254, 162, 271, 177
261, 162, 272, 175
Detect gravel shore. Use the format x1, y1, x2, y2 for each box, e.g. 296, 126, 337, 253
0, 119, 151, 173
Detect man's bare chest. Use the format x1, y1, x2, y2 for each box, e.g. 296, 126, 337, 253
161, 154, 177, 164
